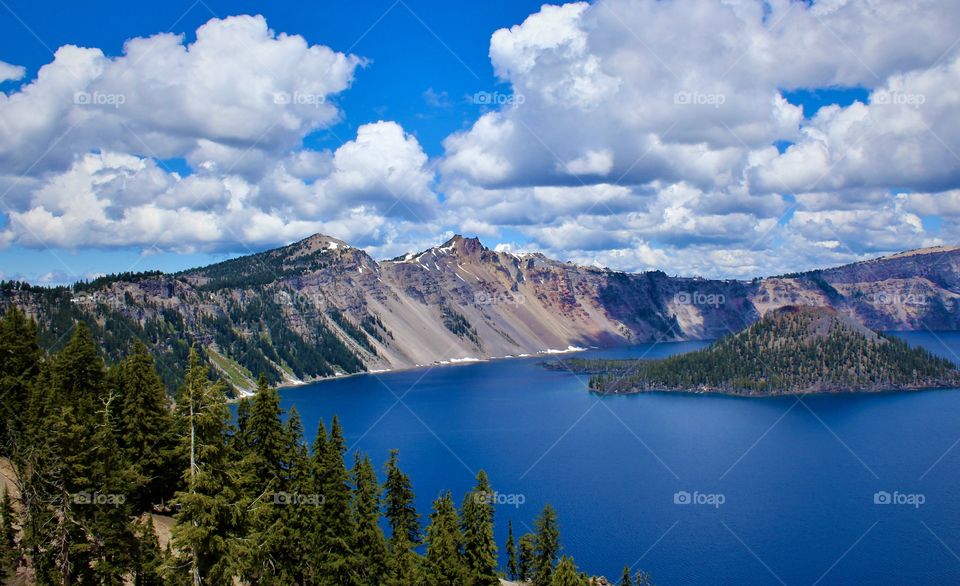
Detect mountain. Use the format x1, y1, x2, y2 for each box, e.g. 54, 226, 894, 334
577, 305, 960, 396
2, 235, 959, 394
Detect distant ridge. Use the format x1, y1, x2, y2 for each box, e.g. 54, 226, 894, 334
2, 235, 960, 394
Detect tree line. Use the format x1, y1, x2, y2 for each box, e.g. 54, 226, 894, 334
0, 306, 650, 585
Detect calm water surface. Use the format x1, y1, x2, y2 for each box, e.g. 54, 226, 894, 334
279, 332, 960, 585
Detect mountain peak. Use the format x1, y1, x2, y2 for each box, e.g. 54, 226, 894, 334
438, 234, 486, 255
297, 233, 349, 250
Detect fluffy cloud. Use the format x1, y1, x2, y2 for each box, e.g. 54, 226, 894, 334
438, 0, 960, 276
0, 16, 438, 255
0, 15, 361, 178
3, 3, 960, 280
3, 119, 437, 252
0, 61, 25, 83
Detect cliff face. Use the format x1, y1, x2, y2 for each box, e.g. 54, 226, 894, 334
3, 235, 959, 391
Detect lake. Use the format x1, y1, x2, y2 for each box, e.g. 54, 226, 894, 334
279, 332, 960, 585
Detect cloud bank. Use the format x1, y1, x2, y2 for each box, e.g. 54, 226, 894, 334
2, 2, 959, 278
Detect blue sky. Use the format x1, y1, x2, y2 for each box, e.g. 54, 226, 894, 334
0, 0, 548, 281
0, 0, 957, 283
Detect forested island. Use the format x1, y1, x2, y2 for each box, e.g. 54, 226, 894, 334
0, 306, 652, 585
558, 306, 960, 396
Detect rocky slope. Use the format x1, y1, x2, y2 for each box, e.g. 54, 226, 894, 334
2, 235, 958, 393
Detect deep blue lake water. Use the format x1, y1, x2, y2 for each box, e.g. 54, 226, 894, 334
279, 332, 960, 585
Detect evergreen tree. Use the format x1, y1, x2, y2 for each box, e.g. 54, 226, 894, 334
460, 469, 498, 585
171, 350, 238, 586
351, 452, 388, 585
0, 306, 41, 454
518, 533, 536, 582
316, 416, 360, 585
0, 486, 15, 580
635, 569, 653, 586
551, 556, 581, 586
118, 339, 176, 511
533, 504, 561, 586
383, 449, 420, 586
17, 324, 135, 584
505, 520, 518, 581
620, 566, 634, 586
424, 491, 467, 586
133, 515, 168, 586
276, 408, 312, 584
235, 375, 297, 584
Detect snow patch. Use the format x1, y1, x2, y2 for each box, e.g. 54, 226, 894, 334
538, 346, 587, 354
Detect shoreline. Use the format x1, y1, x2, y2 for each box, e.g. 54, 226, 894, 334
274, 344, 592, 391
590, 381, 960, 399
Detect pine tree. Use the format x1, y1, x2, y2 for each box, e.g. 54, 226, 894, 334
505, 520, 518, 581
352, 452, 388, 585
550, 556, 581, 586
118, 339, 176, 511
171, 350, 238, 586
0, 305, 41, 454
17, 323, 137, 584
635, 569, 653, 586
383, 449, 420, 586
316, 416, 360, 585
86, 387, 138, 585
0, 486, 15, 580
620, 566, 634, 586
424, 491, 467, 586
235, 375, 297, 584
518, 533, 536, 582
533, 504, 561, 586
277, 408, 311, 584
460, 470, 498, 585
133, 515, 168, 586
